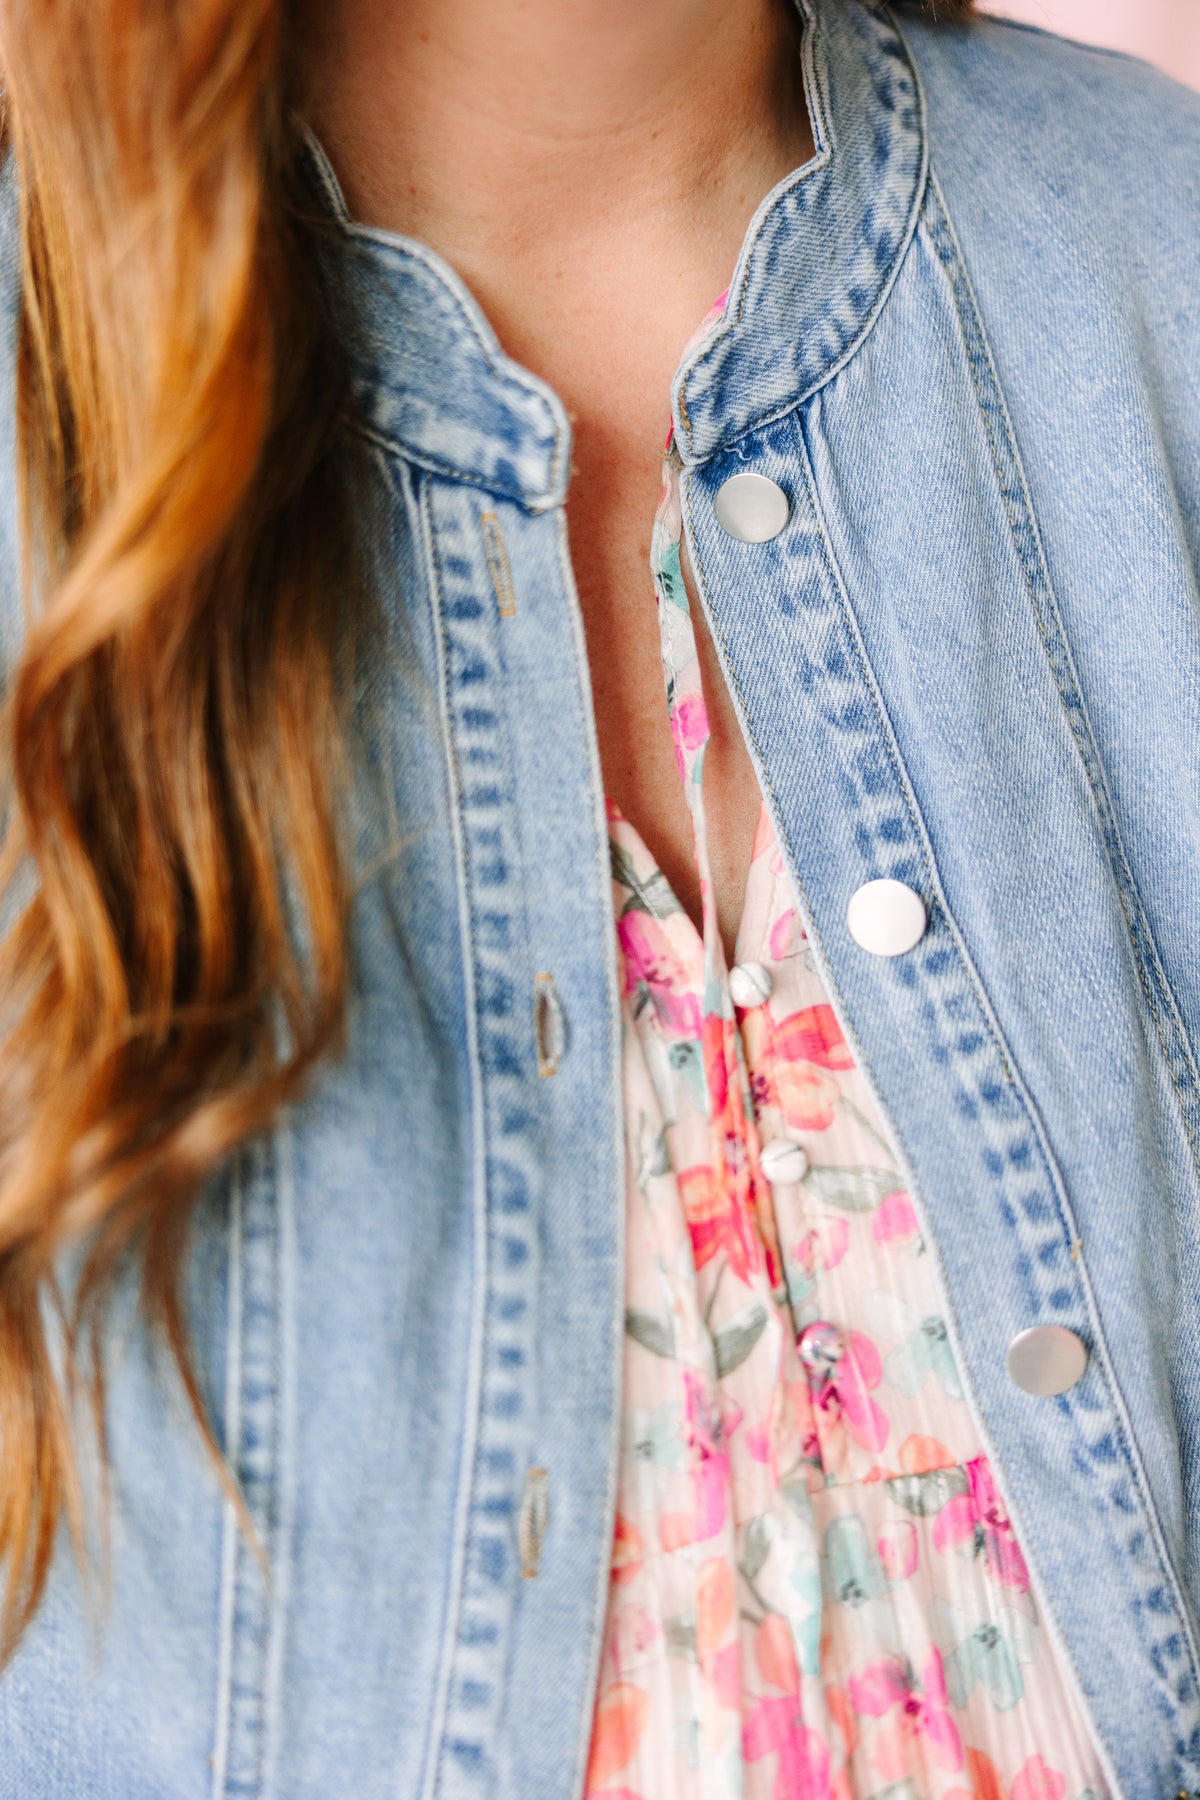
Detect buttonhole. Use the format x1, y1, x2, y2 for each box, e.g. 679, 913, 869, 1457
519, 1467, 549, 1579
480, 510, 518, 618
534, 972, 566, 1078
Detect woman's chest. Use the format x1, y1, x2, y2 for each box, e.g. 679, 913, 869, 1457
563, 387, 762, 957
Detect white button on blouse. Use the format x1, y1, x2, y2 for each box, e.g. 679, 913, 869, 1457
846, 878, 927, 957
728, 961, 774, 1008
797, 1320, 845, 1381
758, 1137, 810, 1185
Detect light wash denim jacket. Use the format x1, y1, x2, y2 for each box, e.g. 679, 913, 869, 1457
1, 1, 1200, 1795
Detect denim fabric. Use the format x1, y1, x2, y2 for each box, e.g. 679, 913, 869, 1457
0, 1, 1198, 1794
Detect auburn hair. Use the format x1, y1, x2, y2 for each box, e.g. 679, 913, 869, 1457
0, 0, 360, 1650
0, 0, 974, 1655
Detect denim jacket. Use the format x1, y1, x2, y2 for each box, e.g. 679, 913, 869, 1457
1, 2, 1200, 1795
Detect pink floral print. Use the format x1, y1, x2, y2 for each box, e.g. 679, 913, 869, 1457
584, 294, 1112, 1800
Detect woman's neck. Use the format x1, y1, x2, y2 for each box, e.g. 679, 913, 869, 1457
297, 0, 812, 317
297, 0, 815, 959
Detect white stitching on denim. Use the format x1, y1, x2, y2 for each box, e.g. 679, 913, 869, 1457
550, 504, 628, 1800
415, 476, 492, 1800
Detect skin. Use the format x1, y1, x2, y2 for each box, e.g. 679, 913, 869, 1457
298, 0, 815, 959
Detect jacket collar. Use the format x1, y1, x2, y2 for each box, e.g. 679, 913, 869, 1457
305, 0, 927, 505
673, 0, 926, 464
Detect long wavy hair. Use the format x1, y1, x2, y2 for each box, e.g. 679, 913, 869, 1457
0, 0, 974, 1656
0, 0, 359, 1649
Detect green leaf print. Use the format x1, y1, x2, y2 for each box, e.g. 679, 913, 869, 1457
740, 1514, 773, 1582
657, 540, 690, 612
627, 1402, 686, 1472
802, 1163, 900, 1213
781, 1480, 814, 1524
637, 1122, 671, 1183
886, 1465, 969, 1517
625, 1308, 676, 1359
663, 1614, 697, 1660
884, 1316, 965, 1402
667, 1040, 708, 1117
712, 1300, 769, 1377
822, 1514, 890, 1605
943, 1621, 1024, 1712
609, 839, 681, 919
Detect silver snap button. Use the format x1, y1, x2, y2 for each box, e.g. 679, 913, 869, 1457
797, 1320, 845, 1381
759, 1137, 809, 1185
1005, 1325, 1088, 1397
729, 961, 774, 1009
846, 879, 927, 957
713, 472, 790, 544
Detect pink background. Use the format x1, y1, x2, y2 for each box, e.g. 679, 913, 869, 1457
980, 0, 1200, 90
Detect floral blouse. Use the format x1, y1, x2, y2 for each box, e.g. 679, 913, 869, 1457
583, 297, 1110, 1800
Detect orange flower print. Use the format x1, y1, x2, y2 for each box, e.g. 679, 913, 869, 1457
770, 1004, 856, 1071
824, 1683, 860, 1760
585, 1683, 649, 1792
898, 1434, 956, 1474
611, 1514, 644, 1586
751, 801, 776, 862
772, 1059, 841, 1133
965, 1747, 1006, 1800
659, 1511, 695, 1552
741, 1015, 845, 1123
756, 1614, 800, 1695
678, 1163, 762, 1283
702, 1009, 733, 1121
696, 1558, 736, 1662
742, 1003, 853, 1133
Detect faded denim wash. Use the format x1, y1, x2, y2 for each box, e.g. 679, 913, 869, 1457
0, 0, 1199, 1794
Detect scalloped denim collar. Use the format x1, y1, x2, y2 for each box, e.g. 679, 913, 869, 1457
302, 0, 926, 507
